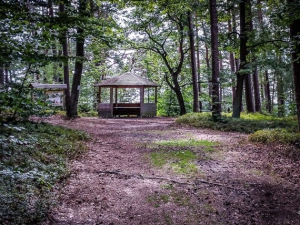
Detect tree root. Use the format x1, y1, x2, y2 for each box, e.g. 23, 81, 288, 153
96, 170, 249, 195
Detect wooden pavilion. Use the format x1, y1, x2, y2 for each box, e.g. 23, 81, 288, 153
94, 72, 159, 117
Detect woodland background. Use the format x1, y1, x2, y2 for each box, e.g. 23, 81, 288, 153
0, 0, 299, 128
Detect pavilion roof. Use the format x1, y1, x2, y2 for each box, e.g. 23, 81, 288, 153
94, 72, 159, 87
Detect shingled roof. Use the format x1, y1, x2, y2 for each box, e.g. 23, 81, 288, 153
94, 72, 159, 87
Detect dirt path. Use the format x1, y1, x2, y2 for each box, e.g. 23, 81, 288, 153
43, 116, 300, 225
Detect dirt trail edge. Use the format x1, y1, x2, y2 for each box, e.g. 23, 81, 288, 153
43, 116, 300, 225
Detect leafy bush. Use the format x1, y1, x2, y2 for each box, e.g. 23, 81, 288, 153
249, 128, 300, 146
176, 112, 298, 133
0, 122, 89, 224
0, 83, 55, 123
78, 103, 93, 113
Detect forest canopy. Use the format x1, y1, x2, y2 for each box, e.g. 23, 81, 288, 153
0, 0, 300, 130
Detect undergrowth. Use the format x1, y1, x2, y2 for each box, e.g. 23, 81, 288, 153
55, 110, 98, 118
0, 122, 89, 224
176, 112, 298, 134
176, 112, 300, 148
249, 128, 300, 146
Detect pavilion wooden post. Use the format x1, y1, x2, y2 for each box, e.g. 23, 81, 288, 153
98, 87, 101, 103
155, 87, 158, 103
115, 87, 118, 105
140, 86, 144, 117
110, 87, 113, 116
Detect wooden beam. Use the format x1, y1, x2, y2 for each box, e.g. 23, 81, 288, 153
155, 87, 158, 103
115, 88, 118, 105
99, 87, 101, 103
140, 86, 144, 104
110, 87, 113, 104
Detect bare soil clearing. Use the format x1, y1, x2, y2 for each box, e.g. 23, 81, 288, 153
43, 116, 300, 225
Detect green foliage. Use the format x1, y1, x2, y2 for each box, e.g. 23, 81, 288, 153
78, 110, 98, 117
0, 122, 89, 224
0, 83, 55, 123
249, 128, 300, 146
176, 112, 298, 134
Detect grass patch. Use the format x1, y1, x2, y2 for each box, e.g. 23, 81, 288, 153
148, 138, 218, 174
0, 121, 89, 224
176, 112, 298, 134
153, 139, 218, 152
149, 150, 198, 174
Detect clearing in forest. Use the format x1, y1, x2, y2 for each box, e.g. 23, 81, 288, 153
43, 116, 300, 225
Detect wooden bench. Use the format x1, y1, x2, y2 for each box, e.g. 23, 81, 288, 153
113, 103, 140, 117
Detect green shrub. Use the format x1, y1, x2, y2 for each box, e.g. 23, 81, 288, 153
0, 122, 89, 224
78, 110, 98, 117
249, 128, 300, 146
176, 112, 298, 133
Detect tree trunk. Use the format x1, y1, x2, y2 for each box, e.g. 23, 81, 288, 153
209, 0, 221, 120
187, 11, 199, 112
244, 0, 254, 113
289, 0, 300, 131
276, 54, 285, 117
232, 73, 244, 117
264, 71, 272, 113
276, 72, 285, 117
195, 15, 202, 111
59, 3, 71, 114
229, 52, 236, 110
170, 74, 186, 115
205, 45, 212, 110
174, 88, 186, 116
232, 9, 239, 72
0, 62, 4, 86
233, 0, 249, 118
253, 67, 261, 112
5, 68, 9, 84
69, 28, 84, 117
228, 16, 236, 109
68, 0, 86, 117
245, 71, 254, 112
49, 1, 59, 82
250, 26, 261, 112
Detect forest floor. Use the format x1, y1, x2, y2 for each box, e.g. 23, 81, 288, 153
42, 116, 300, 225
